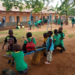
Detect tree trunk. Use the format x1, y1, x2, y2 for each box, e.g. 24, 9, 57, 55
55, 13, 57, 25
41, 11, 44, 25
65, 11, 68, 25
65, 15, 68, 25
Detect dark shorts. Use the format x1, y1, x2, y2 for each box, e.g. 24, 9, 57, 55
18, 67, 28, 74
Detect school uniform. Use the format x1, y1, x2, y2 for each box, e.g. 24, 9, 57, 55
59, 33, 65, 47
12, 51, 28, 74
46, 37, 54, 62
53, 34, 61, 48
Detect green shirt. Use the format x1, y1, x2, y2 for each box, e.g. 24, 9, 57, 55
59, 33, 65, 43
53, 34, 60, 46
72, 18, 75, 23
38, 20, 42, 24
24, 38, 36, 45
12, 51, 28, 71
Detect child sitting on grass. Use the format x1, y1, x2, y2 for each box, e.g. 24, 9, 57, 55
12, 45, 28, 75
43, 33, 48, 47
2, 30, 17, 66
45, 31, 54, 64
22, 32, 36, 53
53, 29, 61, 52
58, 27, 66, 53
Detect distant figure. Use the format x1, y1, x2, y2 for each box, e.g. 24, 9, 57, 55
0, 22, 2, 27
72, 17, 75, 28
2, 18, 5, 27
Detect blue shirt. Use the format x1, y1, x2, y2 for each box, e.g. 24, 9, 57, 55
46, 37, 54, 51
28, 21, 31, 24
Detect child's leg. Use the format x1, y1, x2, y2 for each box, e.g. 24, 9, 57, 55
22, 44, 27, 53
30, 27, 31, 30
12, 59, 15, 67
8, 60, 11, 64
49, 51, 53, 62
47, 51, 52, 62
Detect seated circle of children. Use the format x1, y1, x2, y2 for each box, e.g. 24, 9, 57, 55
45, 31, 54, 64
53, 29, 61, 52
12, 45, 28, 75
43, 33, 48, 47
58, 27, 66, 53
2, 30, 17, 66
22, 32, 36, 53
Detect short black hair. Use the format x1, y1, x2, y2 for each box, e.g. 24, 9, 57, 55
54, 29, 58, 34
8, 30, 13, 34
48, 31, 53, 36
59, 27, 63, 30
13, 44, 22, 52
43, 33, 47, 37
26, 32, 32, 38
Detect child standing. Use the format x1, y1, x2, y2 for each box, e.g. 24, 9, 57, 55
43, 33, 48, 47
45, 31, 54, 64
61, 21, 63, 27
53, 29, 61, 52
22, 32, 36, 53
28, 21, 32, 30
2, 30, 17, 66
58, 27, 66, 53
12, 45, 28, 75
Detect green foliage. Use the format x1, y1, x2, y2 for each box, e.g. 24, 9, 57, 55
2, 0, 23, 12
58, 0, 75, 25
1, 0, 52, 13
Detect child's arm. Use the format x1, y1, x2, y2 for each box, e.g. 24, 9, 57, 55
2, 42, 6, 50
60, 33, 65, 40
2, 37, 7, 50
53, 35, 56, 43
48, 39, 52, 52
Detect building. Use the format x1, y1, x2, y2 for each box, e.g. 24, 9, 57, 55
0, 1, 65, 27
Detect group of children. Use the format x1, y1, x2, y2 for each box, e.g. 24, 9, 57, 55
43, 27, 65, 64
2, 27, 65, 75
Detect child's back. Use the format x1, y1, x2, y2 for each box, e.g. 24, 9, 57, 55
12, 45, 28, 75
12, 51, 28, 71
22, 32, 36, 53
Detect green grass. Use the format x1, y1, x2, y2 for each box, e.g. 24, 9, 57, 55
63, 30, 67, 34
0, 31, 8, 34
68, 34, 75, 38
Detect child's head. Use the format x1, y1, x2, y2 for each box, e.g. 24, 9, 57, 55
59, 27, 63, 32
26, 32, 32, 38
54, 29, 58, 35
8, 30, 13, 36
48, 31, 53, 37
43, 33, 47, 38
13, 45, 22, 52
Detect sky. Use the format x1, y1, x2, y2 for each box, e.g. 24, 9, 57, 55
51, 0, 61, 7
22, 0, 61, 7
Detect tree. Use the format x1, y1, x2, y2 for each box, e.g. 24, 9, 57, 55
1, 0, 53, 13
58, 0, 75, 25
47, 2, 59, 24
1, 0, 23, 12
